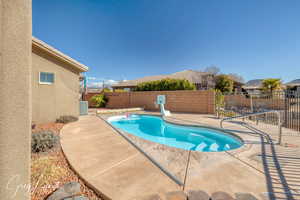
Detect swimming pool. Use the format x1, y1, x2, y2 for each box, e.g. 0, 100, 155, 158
108, 115, 243, 152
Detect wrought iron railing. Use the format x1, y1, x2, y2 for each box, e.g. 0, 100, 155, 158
216, 91, 300, 133
220, 110, 283, 144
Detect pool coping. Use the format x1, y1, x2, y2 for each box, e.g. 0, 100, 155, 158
99, 112, 253, 189
105, 113, 245, 153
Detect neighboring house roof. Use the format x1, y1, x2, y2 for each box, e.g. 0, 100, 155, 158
112, 70, 213, 88
242, 79, 264, 89
86, 88, 104, 93
32, 37, 89, 72
286, 79, 300, 87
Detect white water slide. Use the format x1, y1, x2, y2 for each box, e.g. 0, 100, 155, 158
157, 95, 171, 116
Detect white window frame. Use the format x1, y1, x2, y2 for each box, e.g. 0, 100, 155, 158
39, 72, 55, 85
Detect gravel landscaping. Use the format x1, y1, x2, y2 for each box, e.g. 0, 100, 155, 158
31, 122, 102, 200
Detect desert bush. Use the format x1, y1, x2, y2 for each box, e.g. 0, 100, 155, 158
31, 130, 59, 153
56, 115, 78, 124
135, 78, 196, 91
91, 94, 108, 107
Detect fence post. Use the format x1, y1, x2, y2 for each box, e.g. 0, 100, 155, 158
129, 92, 131, 108
284, 91, 288, 129
278, 111, 282, 145
216, 92, 219, 118
250, 94, 253, 112
250, 94, 253, 122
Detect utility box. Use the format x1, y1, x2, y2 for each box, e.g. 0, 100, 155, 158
79, 101, 88, 115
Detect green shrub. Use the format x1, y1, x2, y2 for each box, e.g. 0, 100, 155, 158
56, 115, 78, 123
31, 131, 59, 153
91, 94, 108, 107
134, 78, 196, 91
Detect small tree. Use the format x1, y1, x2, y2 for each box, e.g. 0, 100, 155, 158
91, 94, 108, 107
215, 89, 225, 118
262, 78, 282, 93
204, 65, 220, 75
227, 73, 245, 83
215, 75, 234, 93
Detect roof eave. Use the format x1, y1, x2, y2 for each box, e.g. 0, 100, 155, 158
32, 37, 89, 72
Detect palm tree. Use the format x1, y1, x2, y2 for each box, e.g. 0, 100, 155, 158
262, 78, 282, 93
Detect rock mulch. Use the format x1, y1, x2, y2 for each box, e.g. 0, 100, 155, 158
31, 123, 102, 200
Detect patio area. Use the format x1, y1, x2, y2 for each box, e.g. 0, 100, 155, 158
60, 111, 300, 200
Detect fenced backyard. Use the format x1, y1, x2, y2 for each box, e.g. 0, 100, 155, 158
217, 91, 300, 133
81, 90, 300, 199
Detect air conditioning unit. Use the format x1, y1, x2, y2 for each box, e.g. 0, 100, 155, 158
79, 101, 88, 115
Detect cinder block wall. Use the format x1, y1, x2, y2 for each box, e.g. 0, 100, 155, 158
104, 92, 131, 108
103, 90, 215, 114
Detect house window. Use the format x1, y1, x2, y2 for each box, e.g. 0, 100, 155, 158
39, 72, 54, 84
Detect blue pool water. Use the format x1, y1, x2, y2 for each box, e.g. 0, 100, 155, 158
108, 115, 243, 152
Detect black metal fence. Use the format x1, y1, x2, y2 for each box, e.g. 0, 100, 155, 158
284, 91, 300, 132
216, 91, 300, 132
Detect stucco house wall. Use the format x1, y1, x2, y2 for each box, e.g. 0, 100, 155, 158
32, 38, 88, 123
0, 0, 32, 199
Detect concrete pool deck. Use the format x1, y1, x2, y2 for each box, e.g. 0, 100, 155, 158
60, 115, 180, 200
61, 112, 300, 200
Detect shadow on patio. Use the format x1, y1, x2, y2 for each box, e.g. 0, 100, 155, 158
232, 123, 300, 200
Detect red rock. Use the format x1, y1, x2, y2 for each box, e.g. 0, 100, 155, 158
211, 192, 235, 200
142, 194, 162, 200
187, 190, 210, 200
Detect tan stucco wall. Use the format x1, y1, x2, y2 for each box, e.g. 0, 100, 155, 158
0, 0, 32, 199
32, 46, 81, 124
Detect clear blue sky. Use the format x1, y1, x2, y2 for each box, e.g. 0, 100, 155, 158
33, 0, 300, 85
